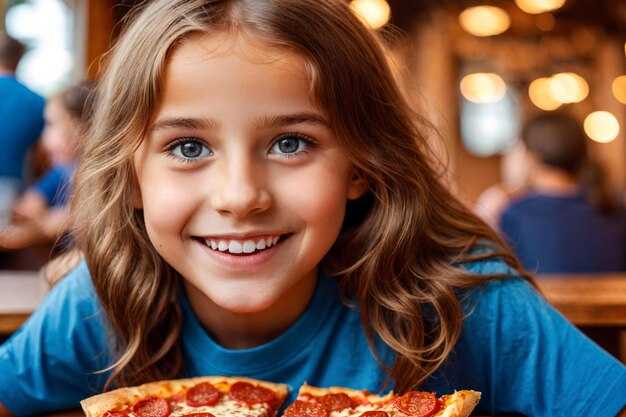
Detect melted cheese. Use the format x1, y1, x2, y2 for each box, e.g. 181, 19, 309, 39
330, 404, 386, 417
172, 399, 270, 417
126, 399, 271, 417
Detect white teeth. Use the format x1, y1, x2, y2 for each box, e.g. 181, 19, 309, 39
229, 241, 243, 254
242, 240, 256, 253
206, 236, 281, 254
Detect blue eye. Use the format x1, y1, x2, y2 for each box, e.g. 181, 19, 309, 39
169, 139, 212, 160
270, 135, 311, 157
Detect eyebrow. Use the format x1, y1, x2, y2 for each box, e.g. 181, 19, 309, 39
150, 117, 216, 132
255, 112, 330, 128
149, 111, 330, 132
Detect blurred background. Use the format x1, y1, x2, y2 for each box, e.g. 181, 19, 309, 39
2, 0, 625, 207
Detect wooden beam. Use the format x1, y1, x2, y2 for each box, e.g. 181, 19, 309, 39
85, 0, 116, 79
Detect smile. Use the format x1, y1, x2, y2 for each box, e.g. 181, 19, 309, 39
203, 235, 283, 254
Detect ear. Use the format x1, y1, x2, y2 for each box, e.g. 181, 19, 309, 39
347, 170, 368, 201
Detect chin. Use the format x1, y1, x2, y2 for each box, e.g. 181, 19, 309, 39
215, 298, 276, 314
206, 287, 279, 314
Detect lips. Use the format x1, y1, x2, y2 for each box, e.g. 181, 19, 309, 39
203, 235, 282, 254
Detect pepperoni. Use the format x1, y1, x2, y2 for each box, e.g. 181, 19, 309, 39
103, 410, 129, 417
359, 412, 389, 417
181, 414, 216, 417
282, 400, 329, 417
229, 381, 277, 406
186, 382, 220, 407
316, 393, 352, 412
393, 392, 441, 417
132, 397, 171, 417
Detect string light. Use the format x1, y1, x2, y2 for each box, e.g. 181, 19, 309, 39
515, 0, 566, 14
459, 6, 511, 37
584, 111, 620, 143
612, 75, 626, 105
460, 73, 507, 103
548, 72, 589, 104
349, 0, 391, 30
528, 77, 561, 110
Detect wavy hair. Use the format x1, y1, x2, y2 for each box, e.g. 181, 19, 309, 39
71, 0, 527, 391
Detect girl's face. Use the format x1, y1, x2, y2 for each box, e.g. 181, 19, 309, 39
133, 33, 366, 344
42, 98, 78, 165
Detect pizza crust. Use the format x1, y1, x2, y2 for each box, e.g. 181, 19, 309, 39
433, 390, 481, 417
80, 376, 289, 417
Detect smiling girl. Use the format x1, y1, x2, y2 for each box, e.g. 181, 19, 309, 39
0, 1, 624, 417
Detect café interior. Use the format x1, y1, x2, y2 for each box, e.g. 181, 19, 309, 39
0, 0, 625, 397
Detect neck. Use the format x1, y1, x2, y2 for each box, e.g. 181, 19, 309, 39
184, 272, 318, 349
0, 68, 14, 76
532, 165, 579, 194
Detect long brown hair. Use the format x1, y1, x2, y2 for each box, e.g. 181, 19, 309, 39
71, 0, 526, 391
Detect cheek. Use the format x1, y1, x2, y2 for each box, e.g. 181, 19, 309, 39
141, 183, 199, 239
283, 164, 351, 232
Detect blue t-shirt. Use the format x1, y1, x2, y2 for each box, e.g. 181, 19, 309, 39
1, 259, 625, 417
0, 76, 45, 180
499, 192, 626, 273
32, 164, 75, 207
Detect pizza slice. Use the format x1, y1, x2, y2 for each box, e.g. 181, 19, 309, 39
80, 376, 289, 417
282, 384, 481, 417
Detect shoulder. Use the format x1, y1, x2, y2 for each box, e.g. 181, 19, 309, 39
27, 259, 103, 331
458, 257, 548, 325
0, 260, 110, 414
19, 258, 104, 343
501, 192, 542, 215
1, 76, 45, 106
461, 256, 537, 304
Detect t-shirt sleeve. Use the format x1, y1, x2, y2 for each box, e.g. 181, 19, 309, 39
457, 274, 626, 417
0, 261, 111, 416
31, 166, 72, 207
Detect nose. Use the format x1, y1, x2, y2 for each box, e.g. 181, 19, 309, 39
211, 155, 271, 218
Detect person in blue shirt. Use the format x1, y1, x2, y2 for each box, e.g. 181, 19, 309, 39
0, 1, 624, 417
0, 82, 92, 250
499, 112, 626, 273
0, 33, 45, 225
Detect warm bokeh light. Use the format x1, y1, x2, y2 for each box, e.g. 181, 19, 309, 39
584, 111, 620, 143
535, 13, 555, 31
515, 0, 567, 14
528, 77, 561, 110
460, 73, 507, 103
612, 75, 626, 104
349, 0, 391, 29
548, 72, 589, 104
459, 6, 511, 37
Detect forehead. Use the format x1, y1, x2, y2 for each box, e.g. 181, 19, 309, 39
166, 31, 309, 85
155, 31, 319, 117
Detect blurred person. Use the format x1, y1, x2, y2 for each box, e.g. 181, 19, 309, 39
473, 141, 532, 229
499, 112, 626, 273
0, 33, 45, 225
0, 82, 93, 250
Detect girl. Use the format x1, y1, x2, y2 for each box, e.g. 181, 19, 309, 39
0, 1, 624, 416
0, 82, 92, 250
